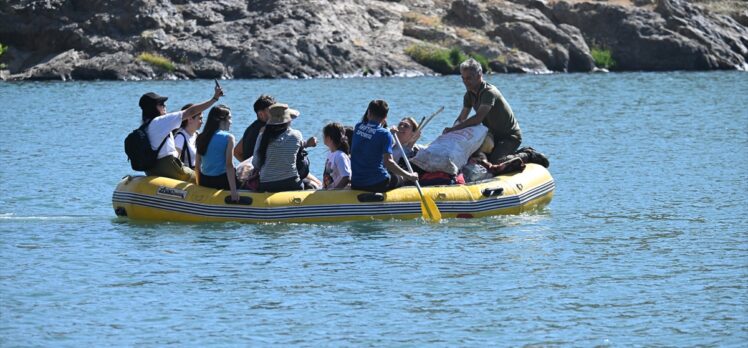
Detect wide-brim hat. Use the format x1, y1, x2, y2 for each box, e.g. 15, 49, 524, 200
266, 103, 300, 125
139, 92, 168, 109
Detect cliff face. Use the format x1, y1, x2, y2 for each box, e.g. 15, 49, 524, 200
0, 0, 746, 80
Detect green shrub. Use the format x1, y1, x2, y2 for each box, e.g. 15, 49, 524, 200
468, 52, 490, 73
591, 47, 616, 69
449, 48, 468, 69
138, 52, 175, 72
405, 44, 455, 74
0, 43, 7, 69
405, 45, 492, 74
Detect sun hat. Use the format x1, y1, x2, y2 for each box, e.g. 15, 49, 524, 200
266, 103, 300, 125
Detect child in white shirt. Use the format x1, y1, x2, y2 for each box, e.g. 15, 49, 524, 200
322, 122, 352, 189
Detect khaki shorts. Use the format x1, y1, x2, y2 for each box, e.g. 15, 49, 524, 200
145, 156, 196, 182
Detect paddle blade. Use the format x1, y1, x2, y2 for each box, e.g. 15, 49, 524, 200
420, 195, 442, 222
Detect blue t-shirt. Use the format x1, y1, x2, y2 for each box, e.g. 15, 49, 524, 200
351, 120, 393, 187
201, 130, 231, 176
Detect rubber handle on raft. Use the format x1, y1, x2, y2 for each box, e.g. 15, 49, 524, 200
357, 193, 385, 202
225, 196, 253, 205
482, 187, 504, 197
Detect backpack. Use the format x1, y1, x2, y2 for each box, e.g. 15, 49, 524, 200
296, 147, 310, 179
175, 132, 193, 169
124, 120, 169, 171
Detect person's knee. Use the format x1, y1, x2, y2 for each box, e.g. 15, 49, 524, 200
489, 148, 511, 163
489, 139, 520, 162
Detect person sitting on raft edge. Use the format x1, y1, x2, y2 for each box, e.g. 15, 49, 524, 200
173, 103, 203, 170
350, 100, 418, 193
233, 95, 275, 162
138, 85, 223, 182
443, 58, 522, 163
250, 103, 309, 192
321, 122, 352, 190
195, 105, 240, 202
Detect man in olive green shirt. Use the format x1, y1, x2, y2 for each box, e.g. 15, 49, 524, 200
443, 58, 522, 163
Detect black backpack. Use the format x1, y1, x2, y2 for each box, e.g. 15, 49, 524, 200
175, 132, 193, 169
124, 120, 169, 171
296, 147, 310, 179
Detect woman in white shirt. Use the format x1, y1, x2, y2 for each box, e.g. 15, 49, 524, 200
173, 103, 203, 169
138, 85, 222, 182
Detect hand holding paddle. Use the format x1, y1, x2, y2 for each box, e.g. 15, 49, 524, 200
393, 134, 442, 223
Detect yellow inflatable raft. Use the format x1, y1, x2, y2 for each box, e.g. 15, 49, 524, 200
112, 164, 554, 223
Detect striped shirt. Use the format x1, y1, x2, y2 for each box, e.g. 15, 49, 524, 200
251, 128, 303, 183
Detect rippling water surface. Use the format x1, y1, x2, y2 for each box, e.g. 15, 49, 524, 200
1, 72, 747, 346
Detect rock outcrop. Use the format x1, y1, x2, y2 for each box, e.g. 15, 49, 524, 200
550, 0, 748, 70
0, 0, 746, 80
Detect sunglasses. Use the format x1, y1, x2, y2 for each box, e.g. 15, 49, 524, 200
397, 122, 412, 129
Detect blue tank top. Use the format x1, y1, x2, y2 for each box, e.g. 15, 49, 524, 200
201, 130, 231, 176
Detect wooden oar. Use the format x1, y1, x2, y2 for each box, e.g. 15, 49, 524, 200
393, 134, 441, 222
415, 106, 445, 132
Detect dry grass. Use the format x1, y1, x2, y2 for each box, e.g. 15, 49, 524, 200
454, 27, 493, 46
690, 0, 748, 15
351, 38, 366, 48
403, 11, 442, 27
548, 0, 748, 15
548, 0, 637, 7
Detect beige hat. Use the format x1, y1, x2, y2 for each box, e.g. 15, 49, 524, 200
266, 103, 300, 125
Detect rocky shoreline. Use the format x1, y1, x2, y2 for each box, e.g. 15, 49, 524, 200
0, 0, 746, 81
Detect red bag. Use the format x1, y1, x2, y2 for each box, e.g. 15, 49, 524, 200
419, 171, 455, 186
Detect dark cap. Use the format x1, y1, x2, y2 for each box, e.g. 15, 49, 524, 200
139, 92, 168, 109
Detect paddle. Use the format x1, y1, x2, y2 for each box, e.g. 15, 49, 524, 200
393, 133, 442, 222
415, 106, 445, 132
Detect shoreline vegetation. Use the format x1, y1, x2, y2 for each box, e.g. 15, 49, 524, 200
0, 43, 7, 69
590, 47, 616, 70
0, 0, 746, 81
405, 44, 491, 75
137, 53, 176, 73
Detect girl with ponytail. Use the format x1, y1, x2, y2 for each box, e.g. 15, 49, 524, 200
322, 122, 352, 189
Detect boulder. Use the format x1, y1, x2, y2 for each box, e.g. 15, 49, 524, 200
10, 49, 83, 81
486, 1, 595, 72
490, 49, 550, 73
551, 0, 748, 70
448, 0, 490, 28
72, 52, 152, 80
490, 22, 570, 71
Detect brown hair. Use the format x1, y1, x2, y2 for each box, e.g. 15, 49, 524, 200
323, 122, 350, 155
367, 99, 389, 120
178, 103, 194, 129
253, 95, 276, 113
401, 116, 419, 131
196, 105, 231, 155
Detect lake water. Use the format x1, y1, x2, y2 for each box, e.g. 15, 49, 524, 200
1, 72, 747, 346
